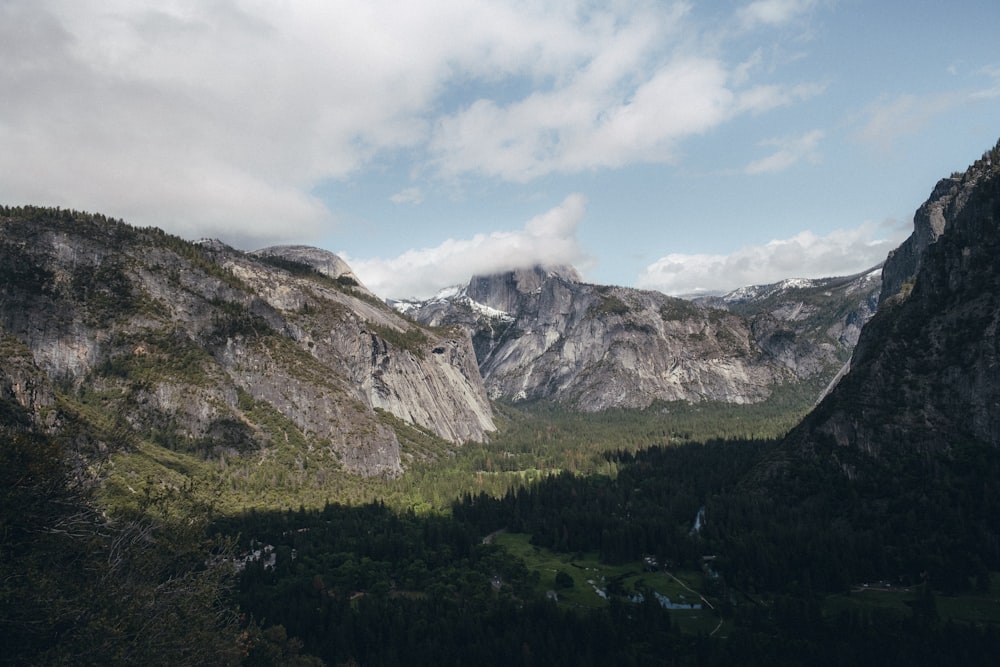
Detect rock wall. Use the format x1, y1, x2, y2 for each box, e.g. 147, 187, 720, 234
0, 209, 495, 476
404, 266, 879, 411
879, 176, 960, 304
790, 143, 1000, 455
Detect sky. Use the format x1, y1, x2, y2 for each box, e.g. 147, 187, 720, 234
2, 1, 999, 299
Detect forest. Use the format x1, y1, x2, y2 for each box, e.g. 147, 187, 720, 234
3, 378, 1000, 666
221, 434, 1000, 666
5, 373, 1000, 665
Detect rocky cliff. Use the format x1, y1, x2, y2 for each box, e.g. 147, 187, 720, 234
253, 245, 372, 297
879, 176, 960, 305
787, 141, 1000, 457
0, 208, 495, 476
396, 264, 881, 411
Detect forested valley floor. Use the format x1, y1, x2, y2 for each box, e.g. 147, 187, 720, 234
6, 396, 1000, 666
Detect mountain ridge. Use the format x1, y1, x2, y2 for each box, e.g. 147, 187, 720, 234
397, 262, 881, 412
0, 207, 494, 479
785, 140, 1000, 460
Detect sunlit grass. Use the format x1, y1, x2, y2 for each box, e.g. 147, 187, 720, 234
494, 532, 723, 633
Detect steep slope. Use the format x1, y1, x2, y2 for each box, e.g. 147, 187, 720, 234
785, 143, 1000, 458
252, 244, 373, 296
878, 175, 961, 305
397, 265, 880, 411
703, 267, 882, 350
0, 207, 494, 478
704, 143, 1000, 592
704, 269, 882, 401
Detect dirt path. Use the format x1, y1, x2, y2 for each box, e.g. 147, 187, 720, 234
664, 570, 724, 637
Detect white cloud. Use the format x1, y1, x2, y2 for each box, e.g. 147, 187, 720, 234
428, 46, 824, 181
735, 82, 825, 114
745, 129, 824, 174
971, 64, 1000, 100
855, 60, 1000, 151
856, 93, 962, 152
636, 220, 910, 296
390, 187, 424, 205
0, 0, 825, 246
346, 194, 591, 299
736, 0, 816, 30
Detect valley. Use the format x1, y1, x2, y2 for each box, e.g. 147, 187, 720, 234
3, 140, 1000, 665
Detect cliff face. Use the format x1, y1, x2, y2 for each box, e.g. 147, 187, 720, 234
879, 176, 960, 304
789, 142, 1000, 456
398, 265, 880, 411
0, 208, 494, 476
0, 334, 57, 432
252, 245, 372, 296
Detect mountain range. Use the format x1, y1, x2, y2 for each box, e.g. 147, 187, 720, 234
0, 206, 884, 484
3, 140, 999, 490
789, 141, 1000, 459
393, 264, 880, 412
0, 215, 493, 478
4, 140, 1000, 665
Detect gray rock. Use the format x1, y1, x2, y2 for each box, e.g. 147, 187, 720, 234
0, 211, 495, 476
790, 141, 1000, 456
399, 264, 881, 411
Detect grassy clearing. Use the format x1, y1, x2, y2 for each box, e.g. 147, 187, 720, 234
824, 579, 1000, 626
87, 381, 822, 520
824, 589, 915, 618
494, 532, 722, 634
935, 590, 1000, 625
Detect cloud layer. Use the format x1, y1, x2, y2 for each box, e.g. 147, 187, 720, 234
744, 130, 824, 174
0, 0, 822, 246
346, 194, 591, 299
636, 221, 910, 296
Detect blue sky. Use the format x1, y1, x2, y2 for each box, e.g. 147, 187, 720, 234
2, 1, 998, 298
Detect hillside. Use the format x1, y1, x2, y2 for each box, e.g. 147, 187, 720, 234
705, 139, 1000, 593
6, 142, 1000, 666
787, 140, 1000, 458
0, 207, 494, 486
396, 264, 880, 412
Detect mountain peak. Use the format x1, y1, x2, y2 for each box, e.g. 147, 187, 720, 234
252, 245, 373, 295
466, 264, 581, 314
788, 138, 1000, 457
880, 139, 1000, 306
399, 257, 878, 411
0, 210, 496, 478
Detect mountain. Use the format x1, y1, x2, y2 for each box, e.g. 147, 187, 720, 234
786, 141, 1000, 458
698, 267, 882, 349
396, 265, 881, 412
700, 142, 1000, 594
252, 244, 372, 296
0, 207, 494, 478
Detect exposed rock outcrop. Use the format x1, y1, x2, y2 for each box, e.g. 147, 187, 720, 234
398, 264, 881, 411
0, 209, 495, 476
0, 333, 56, 431
879, 176, 961, 304
253, 245, 373, 297
788, 141, 1000, 456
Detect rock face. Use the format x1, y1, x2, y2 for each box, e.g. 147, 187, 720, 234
0, 208, 495, 476
703, 269, 882, 351
789, 141, 1000, 456
878, 176, 962, 305
0, 334, 57, 431
253, 245, 373, 296
397, 264, 881, 411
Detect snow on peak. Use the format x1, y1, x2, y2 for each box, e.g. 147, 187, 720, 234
431, 285, 463, 301
465, 297, 513, 320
